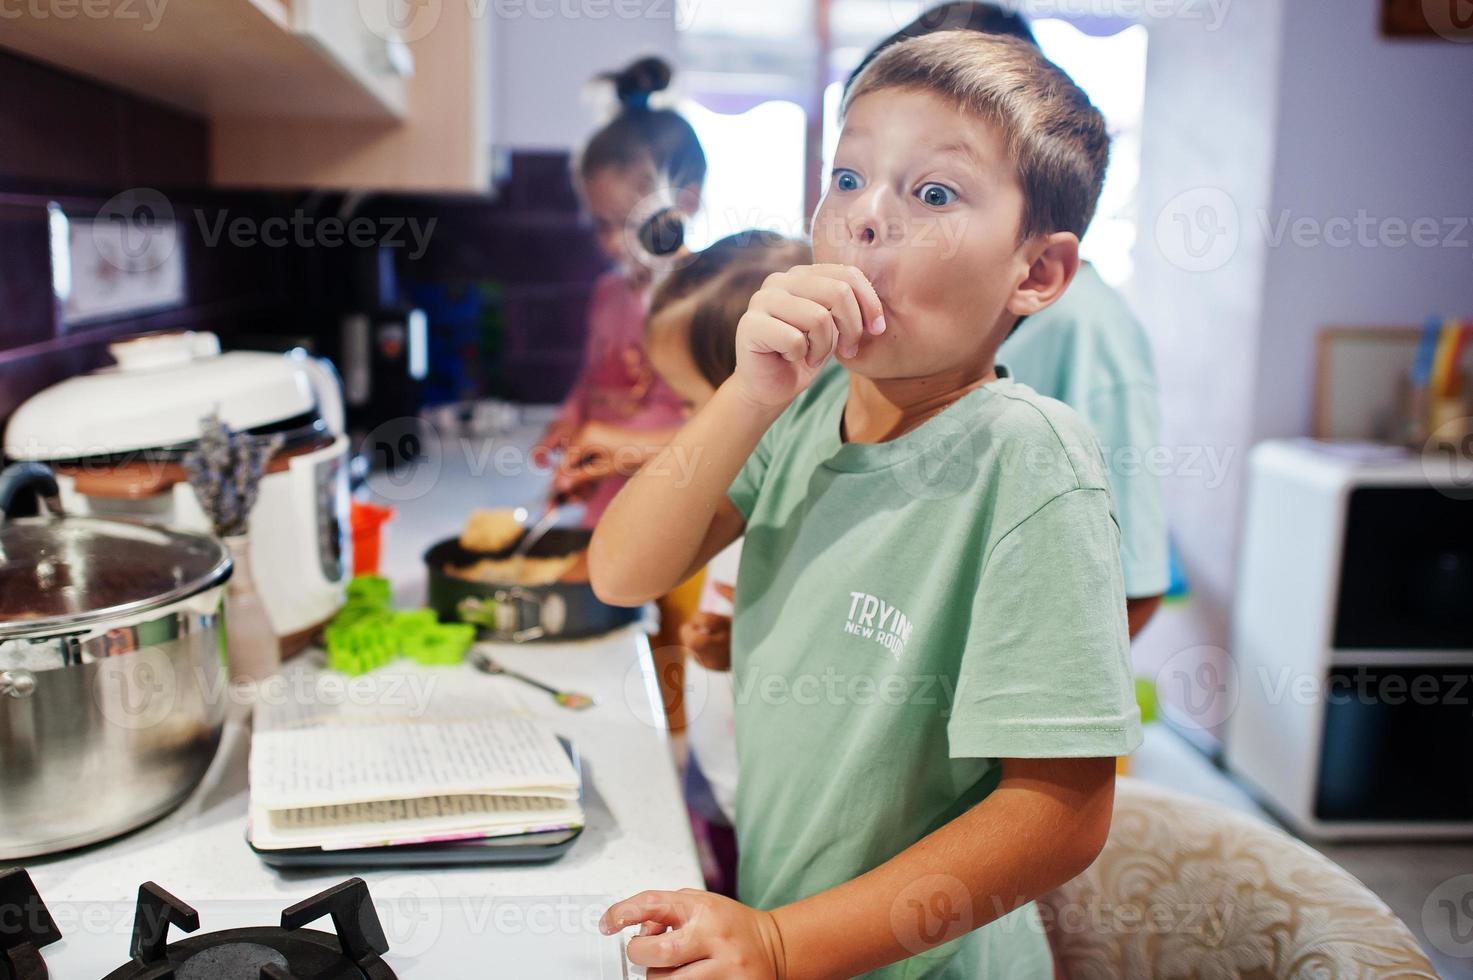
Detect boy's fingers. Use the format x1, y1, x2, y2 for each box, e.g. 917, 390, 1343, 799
601, 890, 688, 935
714, 583, 736, 601
649, 964, 721, 979
811, 273, 867, 357
769, 271, 865, 359
813, 263, 886, 336
626, 929, 702, 969
750, 290, 836, 367
740, 312, 809, 365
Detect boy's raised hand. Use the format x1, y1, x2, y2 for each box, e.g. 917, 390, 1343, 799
733, 264, 885, 408
602, 889, 784, 979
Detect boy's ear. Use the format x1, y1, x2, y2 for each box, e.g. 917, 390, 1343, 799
1007, 232, 1081, 317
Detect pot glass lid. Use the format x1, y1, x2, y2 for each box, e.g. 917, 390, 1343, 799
0, 517, 231, 639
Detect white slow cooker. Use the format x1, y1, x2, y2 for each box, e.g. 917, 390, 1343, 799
3, 332, 351, 653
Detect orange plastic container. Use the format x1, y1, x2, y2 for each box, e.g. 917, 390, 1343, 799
350, 501, 395, 575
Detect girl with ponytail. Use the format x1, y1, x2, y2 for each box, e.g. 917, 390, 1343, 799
533, 56, 708, 527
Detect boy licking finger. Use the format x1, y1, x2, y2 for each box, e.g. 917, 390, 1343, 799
592, 30, 1140, 980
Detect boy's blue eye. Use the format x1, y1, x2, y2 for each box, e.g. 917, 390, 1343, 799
917, 183, 957, 208
832, 169, 863, 192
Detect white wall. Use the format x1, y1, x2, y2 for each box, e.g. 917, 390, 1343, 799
1128, 1, 1286, 742
1252, 3, 1473, 441
490, 4, 681, 151
1132, 0, 1473, 745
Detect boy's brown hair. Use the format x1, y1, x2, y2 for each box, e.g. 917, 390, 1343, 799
650, 231, 812, 388
845, 31, 1109, 240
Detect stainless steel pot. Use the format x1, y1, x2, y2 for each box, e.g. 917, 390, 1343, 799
0, 463, 232, 859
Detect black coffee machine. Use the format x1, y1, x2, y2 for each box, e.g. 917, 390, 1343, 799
338, 245, 428, 474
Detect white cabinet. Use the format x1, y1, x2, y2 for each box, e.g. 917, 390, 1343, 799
211, 1, 490, 192
0, 0, 491, 193
1226, 440, 1473, 840
288, 0, 414, 119
0, 0, 403, 121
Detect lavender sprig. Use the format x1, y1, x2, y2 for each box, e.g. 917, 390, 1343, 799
182, 413, 285, 538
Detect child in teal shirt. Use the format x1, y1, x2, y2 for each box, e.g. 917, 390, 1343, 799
855, 1, 1170, 633
999, 262, 1169, 629
592, 30, 1141, 979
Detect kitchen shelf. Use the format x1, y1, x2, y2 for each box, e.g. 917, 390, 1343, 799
2, 0, 489, 193
0, 0, 406, 123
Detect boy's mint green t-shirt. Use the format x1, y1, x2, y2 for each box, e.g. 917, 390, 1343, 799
726, 365, 1142, 980
997, 262, 1169, 598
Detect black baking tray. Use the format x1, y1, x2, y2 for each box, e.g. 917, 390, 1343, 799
424, 530, 642, 641
250, 740, 584, 869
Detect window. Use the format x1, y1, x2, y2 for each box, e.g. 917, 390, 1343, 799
1031, 20, 1148, 288
676, 0, 814, 249
679, 99, 809, 249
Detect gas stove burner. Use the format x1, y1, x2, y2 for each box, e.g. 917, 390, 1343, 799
103, 878, 395, 980
0, 869, 62, 980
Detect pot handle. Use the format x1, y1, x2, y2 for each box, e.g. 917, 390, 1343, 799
0, 462, 63, 524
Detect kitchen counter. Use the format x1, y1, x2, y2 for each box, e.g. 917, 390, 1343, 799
25, 628, 700, 977
21, 414, 702, 977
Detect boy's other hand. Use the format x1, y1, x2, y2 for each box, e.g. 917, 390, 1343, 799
602, 889, 785, 979
733, 264, 885, 408
680, 610, 733, 671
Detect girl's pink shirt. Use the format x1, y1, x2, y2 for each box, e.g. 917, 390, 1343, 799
557, 269, 686, 525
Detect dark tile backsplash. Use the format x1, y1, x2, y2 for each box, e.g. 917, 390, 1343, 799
0, 50, 277, 428
0, 202, 54, 354
0, 184, 311, 424
0, 51, 208, 188
0, 47, 606, 439
375, 155, 610, 405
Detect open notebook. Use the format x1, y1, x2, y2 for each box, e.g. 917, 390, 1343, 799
249, 679, 583, 852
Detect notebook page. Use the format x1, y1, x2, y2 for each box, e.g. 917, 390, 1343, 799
250, 717, 579, 810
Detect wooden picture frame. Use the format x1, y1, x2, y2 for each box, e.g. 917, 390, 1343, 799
1382, 0, 1473, 38
1314, 324, 1473, 441
1383, 0, 1435, 35
1314, 326, 1419, 440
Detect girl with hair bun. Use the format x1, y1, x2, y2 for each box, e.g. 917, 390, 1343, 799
533, 55, 708, 526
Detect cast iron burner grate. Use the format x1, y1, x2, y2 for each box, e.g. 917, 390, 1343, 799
0, 869, 61, 980
102, 878, 395, 980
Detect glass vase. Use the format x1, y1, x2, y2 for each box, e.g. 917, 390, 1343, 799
222, 534, 280, 686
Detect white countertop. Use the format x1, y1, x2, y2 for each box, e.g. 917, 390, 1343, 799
22, 416, 701, 977
25, 626, 701, 977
